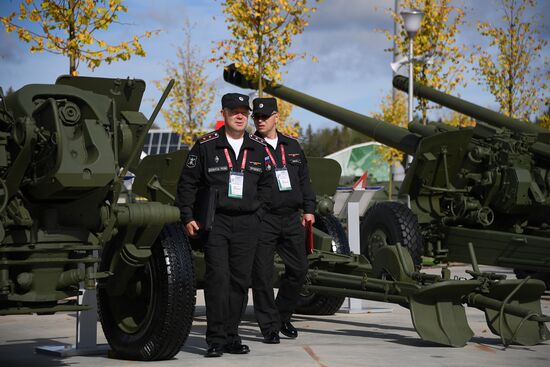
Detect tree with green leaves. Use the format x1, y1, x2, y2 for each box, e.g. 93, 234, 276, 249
155, 21, 215, 146
471, 0, 548, 120
1, 0, 157, 75
211, 0, 318, 97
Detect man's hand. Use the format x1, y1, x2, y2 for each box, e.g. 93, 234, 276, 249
302, 213, 315, 227
184, 220, 200, 238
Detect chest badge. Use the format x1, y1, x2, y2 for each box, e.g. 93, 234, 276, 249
214, 155, 219, 163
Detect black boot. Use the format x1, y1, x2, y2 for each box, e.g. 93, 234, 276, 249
280, 321, 298, 338
224, 341, 250, 354
205, 344, 224, 357
263, 332, 280, 344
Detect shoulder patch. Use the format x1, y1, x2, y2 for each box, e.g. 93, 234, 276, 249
249, 133, 266, 146
199, 131, 219, 144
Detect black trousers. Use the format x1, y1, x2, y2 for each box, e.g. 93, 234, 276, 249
252, 212, 308, 336
204, 212, 259, 346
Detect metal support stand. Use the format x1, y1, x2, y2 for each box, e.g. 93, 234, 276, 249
337, 187, 393, 314
36, 253, 109, 358
35, 288, 109, 357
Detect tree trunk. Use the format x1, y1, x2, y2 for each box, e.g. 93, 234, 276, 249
69, 0, 77, 75
258, 31, 263, 98
255, 5, 263, 98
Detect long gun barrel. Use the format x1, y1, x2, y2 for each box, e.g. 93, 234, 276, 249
224, 65, 420, 155
392, 75, 549, 137
393, 75, 550, 160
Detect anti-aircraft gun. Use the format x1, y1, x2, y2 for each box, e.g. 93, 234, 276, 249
223, 65, 550, 285
0, 76, 196, 360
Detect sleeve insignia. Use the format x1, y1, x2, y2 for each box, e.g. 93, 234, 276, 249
186, 154, 198, 168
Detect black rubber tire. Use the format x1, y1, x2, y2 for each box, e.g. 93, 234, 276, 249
360, 201, 423, 268
97, 223, 196, 360
294, 214, 349, 316
315, 213, 351, 255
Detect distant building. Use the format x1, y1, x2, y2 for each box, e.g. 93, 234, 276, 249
142, 129, 186, 155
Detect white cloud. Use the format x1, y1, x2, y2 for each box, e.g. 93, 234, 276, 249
1, 0, 548, 130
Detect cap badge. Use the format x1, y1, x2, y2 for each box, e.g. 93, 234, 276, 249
239, 96, 244, 101
259, 103, 264, 108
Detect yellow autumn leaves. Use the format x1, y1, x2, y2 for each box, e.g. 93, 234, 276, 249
385, 0, 467, 125
471, 0, 548, 120
209, 0, 319, 138
211, 0, 318, 96
1, 0, 157, 75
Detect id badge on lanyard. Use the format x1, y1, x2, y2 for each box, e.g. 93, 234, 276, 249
229, 172, 244, 198
275, 168, 292, 191
225, 148, 247, 199
266, 145, 292, 191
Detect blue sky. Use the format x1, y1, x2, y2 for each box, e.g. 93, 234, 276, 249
1, 0, 548, 131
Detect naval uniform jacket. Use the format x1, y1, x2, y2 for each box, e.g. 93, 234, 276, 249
255, 131, 315, 215
176, 126, 273, 225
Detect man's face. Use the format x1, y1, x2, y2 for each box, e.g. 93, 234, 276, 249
222, 107, 250, 133
253, 112, 278, 137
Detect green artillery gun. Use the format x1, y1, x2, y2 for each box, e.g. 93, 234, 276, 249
223, 65, 550, 287
392, 76, 550, 278
136, 65, 550, 348
2, 74, 549, 361
0, 76, 196, 360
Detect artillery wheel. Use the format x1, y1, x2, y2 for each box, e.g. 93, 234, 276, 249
295, 214, 349, 315
97, 223, 196, 360
360, 201, 423, 268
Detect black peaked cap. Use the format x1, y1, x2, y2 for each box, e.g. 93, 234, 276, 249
222, 93, 251, 110
252, 97, 278, 116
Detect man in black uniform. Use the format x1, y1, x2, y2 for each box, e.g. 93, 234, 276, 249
175, 93, 273, 358
251, 97, 315, 344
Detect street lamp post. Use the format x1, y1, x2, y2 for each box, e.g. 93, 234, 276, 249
400, 9, 424, 125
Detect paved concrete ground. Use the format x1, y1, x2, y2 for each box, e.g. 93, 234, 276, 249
1, 265, 549, 367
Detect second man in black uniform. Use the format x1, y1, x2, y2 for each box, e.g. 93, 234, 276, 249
251, 97, 316, 344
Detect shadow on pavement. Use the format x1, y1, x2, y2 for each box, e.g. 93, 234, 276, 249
290, 314, 416, 333
0, 338, 72, 367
